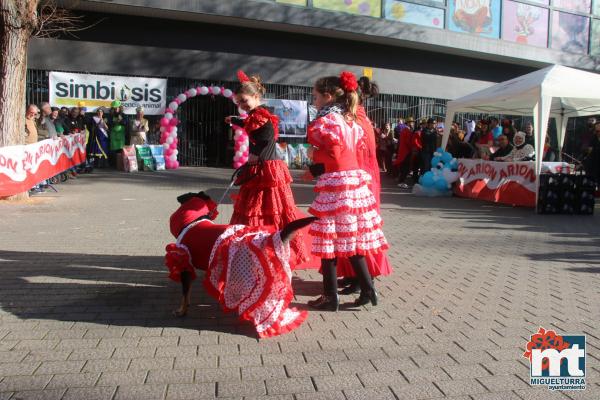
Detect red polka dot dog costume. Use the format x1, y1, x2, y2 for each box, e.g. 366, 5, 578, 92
165, 192, 314, 338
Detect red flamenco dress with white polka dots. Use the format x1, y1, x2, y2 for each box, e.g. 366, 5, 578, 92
165, 196, 307, 338
307, 111, 388, 258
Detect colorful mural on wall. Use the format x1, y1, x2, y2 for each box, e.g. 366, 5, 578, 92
551, 11, 589, 54
276, 0, 307, 5
385, 0, 445, 29
502, 0, 549, 47
312, 0, 382, 17
448, 0, 501, 38
553, 0, 591, 14
591, 18, 600, 55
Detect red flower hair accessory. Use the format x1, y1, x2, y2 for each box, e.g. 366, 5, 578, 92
237, 70, 250, 83
339, 71, 358, 92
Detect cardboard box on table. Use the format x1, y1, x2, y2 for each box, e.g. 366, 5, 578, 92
136, 145, 155, 171
149, 145, 166, 171
121, 146, 138, 172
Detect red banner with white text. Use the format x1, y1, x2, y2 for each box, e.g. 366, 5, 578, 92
454, 159, 537, 207
0, 134, 86, 197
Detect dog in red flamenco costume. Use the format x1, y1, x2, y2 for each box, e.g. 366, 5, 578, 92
165, 191, 316, 338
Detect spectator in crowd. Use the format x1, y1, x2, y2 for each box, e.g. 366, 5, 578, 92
523, 122, 535, 147
109, 101, 127, 168
447, 127, 475, 159
543, 134, 558, 162
147, 120, 161, 145
464, 119, 476, 143
25, 104, 43, 193
37, 102, 58, 140
420, 118, 438, 174
490, 117, 502, 140
89, 107, 110, 167
25, 104, 39, 144
475, 119, 493, 158
501, 119, 516, 143
584, 121, 600, 183
507, 131, 535, 161
393, 117, 406, 143
59, 107, 69, 119
64, 107, 84, 134
129, 106, 149, 145
489, 134, 513, 161
50, 107, 65, 136
410, 119, 425, 175
376, 122, 393, 173
395, 117, 416, 188
581, 117, 597, 157
76, 105, 90, 138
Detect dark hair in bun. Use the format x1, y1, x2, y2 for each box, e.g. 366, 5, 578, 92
358, 76, 379, 104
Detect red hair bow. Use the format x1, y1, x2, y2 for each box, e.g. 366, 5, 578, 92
237, 70, 250, 83
339, 71, 358, 92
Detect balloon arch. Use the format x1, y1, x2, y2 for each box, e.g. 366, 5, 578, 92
159, 86, 249, 169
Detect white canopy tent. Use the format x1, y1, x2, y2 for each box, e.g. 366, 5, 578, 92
441, 65, 600, 179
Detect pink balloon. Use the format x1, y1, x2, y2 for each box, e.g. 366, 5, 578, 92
169, 118, 179, 127
184, 90, 190, 97
170, 143, 177, 150
233, 161, 242, 169
160, 117, 169, 127
174, 98, 181, 105
243, 150, 249, 157
173, 161, 179, 169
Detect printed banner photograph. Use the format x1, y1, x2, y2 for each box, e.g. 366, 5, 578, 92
263, 99, 308, 137
0, 134, 86, 197
454, 159, 536, 207
49, 72, 167, 115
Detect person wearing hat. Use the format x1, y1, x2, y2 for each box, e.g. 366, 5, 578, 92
89, 107, 110, 167
129, 106, 149, 146
109, 101, 126, 168
419, 118, 438, 176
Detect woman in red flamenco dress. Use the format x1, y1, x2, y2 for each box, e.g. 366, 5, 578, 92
334, 76, 393, 294
226, 71, 308, 265
306, 72, 389, 311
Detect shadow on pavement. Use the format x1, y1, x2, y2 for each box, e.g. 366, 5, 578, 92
0, 249, 303, 338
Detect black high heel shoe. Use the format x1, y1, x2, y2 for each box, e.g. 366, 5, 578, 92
339, 282, 360, 295
353, 290, 378, 307
308, 294, 339, 311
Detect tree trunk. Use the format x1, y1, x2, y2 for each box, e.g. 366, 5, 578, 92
0, 0, 40, 200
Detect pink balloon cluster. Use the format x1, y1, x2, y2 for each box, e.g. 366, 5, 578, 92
159, 85, 236, 169
231, 125, 250, 169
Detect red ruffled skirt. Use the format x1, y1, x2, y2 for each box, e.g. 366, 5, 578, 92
308, 169, 389, 259
204, 225, 307, 338
230, 159, 309, 265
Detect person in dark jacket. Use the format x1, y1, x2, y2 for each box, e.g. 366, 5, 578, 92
419, 118, 438, 175
490, 135, 513, 161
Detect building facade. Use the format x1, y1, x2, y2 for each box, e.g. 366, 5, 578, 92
27, 0, 600, 165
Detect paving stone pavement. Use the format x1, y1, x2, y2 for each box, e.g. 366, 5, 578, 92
1, 167, 599, 400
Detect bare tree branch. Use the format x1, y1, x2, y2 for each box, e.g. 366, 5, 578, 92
33, 0, 97, 39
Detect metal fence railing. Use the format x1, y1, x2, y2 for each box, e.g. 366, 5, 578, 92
28, 68, 592, 166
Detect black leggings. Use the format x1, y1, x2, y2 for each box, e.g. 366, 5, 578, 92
321, 255, 374, 296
